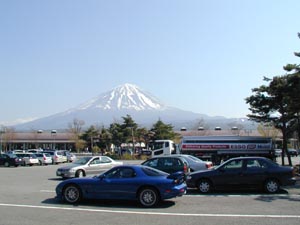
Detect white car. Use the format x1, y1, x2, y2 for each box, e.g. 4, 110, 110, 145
15, 153, 39, 166
43, 150, 65, 164
56, 156, 123, 178
35, 153, 53, 165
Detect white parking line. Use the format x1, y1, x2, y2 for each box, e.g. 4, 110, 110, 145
40, 190, 55, 193
0, 203, 300, 218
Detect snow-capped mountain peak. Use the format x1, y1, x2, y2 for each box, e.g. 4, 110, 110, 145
74, 83, 166, 111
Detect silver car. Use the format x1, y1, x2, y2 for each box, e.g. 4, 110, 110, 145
35, 153, 53, 165
56, 156, 123, 178
171, 154, 213, 172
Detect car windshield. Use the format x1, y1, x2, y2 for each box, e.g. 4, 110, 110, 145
73, 157, 92, 165
7, 153, 17, 158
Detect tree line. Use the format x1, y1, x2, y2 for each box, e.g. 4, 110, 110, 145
68, 115, 179, 154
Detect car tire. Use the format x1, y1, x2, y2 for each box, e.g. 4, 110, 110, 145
75, 170, 84, 178
63, 184, 82, 204
264, 179, 280, 193
138, 187, 160, 207
4, 162, 10, 167
197, 179, 212, 193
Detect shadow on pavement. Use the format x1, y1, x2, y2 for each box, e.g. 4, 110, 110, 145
41, 197, 175, 209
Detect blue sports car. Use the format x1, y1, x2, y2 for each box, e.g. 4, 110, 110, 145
56, 165, 187, 207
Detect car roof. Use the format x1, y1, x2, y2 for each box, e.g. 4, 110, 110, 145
229, 156, 268, 160
150, 155, 187, 159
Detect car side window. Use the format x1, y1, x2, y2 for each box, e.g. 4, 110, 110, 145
145, 159, 158, 167
246, 159, 262, 169
105, 168, 135, 179
105, 168, 120, 178
161, 158, 181, 167
90, 158, 101, 165
223, 159, 243, 170
100, 156, 112, 163
257, 159, 269, 169
119, 168, 135, 178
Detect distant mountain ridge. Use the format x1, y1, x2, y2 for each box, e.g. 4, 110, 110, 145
14, 83, 254, 131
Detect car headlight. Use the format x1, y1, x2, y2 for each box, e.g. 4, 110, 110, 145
186, 175, 192, 180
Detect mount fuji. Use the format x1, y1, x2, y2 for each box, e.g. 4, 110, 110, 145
14, 83, 251, 131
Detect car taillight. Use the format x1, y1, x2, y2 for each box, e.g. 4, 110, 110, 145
206, 163, 213, 169
183, 164, 188, 173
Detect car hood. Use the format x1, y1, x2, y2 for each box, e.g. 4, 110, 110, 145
190, 167, 215, 176
57, 177, 98, 189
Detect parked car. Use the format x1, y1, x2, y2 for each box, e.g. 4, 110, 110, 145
275, 149, 282, 157
34, 153, 53, 165
0, 153, 23, 167
55, 165, 187, 207
171, 154, 213, 172
15, 153, 39, 166
43, 150, 65, 164
56, 156, 123, 178
60, 150, 76, 162
27, 149, 43, 154
186, 157, 296, 193
287, 148, 298, 157
141, 155, 190, 174
58, 150, 68, 163
66, 152, 77, 162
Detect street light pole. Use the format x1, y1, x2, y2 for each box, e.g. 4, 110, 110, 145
0, 126, 6, 153
51, 130, 57, 149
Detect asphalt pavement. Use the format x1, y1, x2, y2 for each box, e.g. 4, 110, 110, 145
0, 158, 300, 225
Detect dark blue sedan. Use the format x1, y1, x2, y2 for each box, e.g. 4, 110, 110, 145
56, 165, 187, 207
186, 157, 296, 193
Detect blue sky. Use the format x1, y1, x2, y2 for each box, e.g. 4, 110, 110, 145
0, 0, 299, 126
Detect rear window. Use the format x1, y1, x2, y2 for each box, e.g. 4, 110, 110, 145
142, 167, 168, 176
162, 157, 184, 167
44, 152, 54, 156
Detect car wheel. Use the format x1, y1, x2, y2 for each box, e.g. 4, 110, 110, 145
264, 179, 280, 193
197, 179, 212, 193
63, 185, 82, 204
4, 162, 10, 167
138, 187, 160, 207
75, 170, 84, 178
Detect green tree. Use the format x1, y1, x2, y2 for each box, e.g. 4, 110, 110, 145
121, 115, 138, 145
80, 125, 100, 151
150, 119, 177, 140
246, 76, 296, 165
98, 126, 112, 153
109, 122, 124, 152
246, 33, 300, 166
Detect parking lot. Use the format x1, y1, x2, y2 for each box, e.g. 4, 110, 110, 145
0, 158, 300, 225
